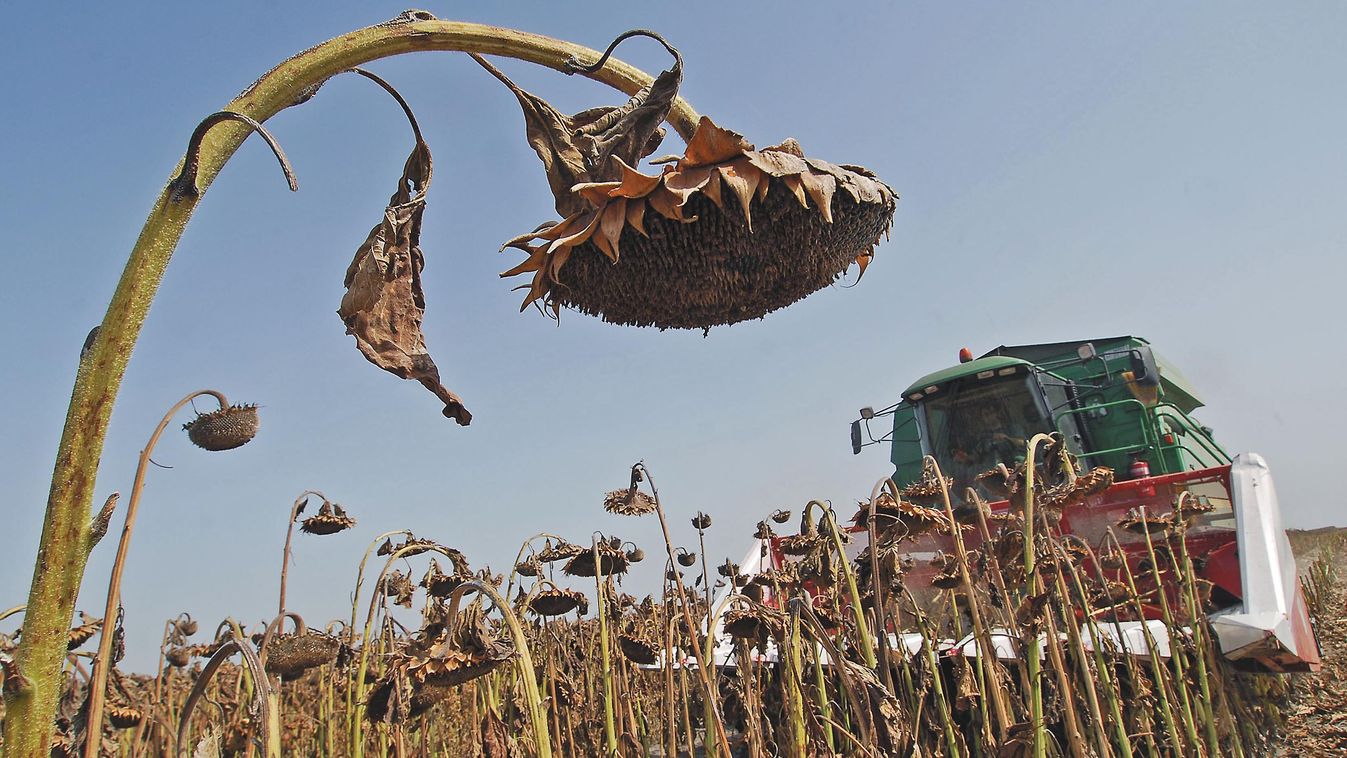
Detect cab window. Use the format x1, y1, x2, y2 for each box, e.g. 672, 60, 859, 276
920, 375, 1053, 490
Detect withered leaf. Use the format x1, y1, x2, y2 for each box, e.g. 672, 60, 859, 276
471, 34, 682, 217
338, 124, 471, 425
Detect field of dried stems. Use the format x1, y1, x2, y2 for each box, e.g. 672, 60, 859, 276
4, 438, 1333, 757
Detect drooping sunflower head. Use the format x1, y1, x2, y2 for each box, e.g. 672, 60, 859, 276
477, 30, 896, 331
182, 403, 259, 451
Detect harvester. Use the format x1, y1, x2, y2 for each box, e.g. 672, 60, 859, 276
720, 336, 1318, 672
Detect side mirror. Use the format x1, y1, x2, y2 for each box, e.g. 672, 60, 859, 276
1130, 346, 1161, 388
859, 406, 875, 420
1076, 342, 1097, 361
850, 420, 864, 455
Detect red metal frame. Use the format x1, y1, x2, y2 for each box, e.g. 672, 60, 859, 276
768, 466, 1242, 626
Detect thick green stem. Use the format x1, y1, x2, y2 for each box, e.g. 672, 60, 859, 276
4, 15, 700, 754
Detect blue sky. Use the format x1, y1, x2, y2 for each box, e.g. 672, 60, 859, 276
3, 3, 1345, 670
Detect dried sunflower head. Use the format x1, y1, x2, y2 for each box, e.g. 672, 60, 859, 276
265, 631, 341, 681
604, 487, 657, 516
754, 521, 775, 540
975, 463, 1020, 501
67, 612, 100, 652
1118, 510, 1174, 535
722, 601, 786, 651
691, 512, 712, 530
854, 493, 952, 538
563, 542, 630, 577
537, 540, 587, 564
420, 556, 473, 599
300, 500, 356, 535
514, 556, 543, 577
1090, 580, 1132, 609
1041, 466, 1115, 511
1098, 549, 1127, 571
676, 548, 697, 567
770, 509, 792, 524
174, 614, 198, 638
529, 587, 588, 617
477, 31, 895, 330
182, 404, 259, 451
1176, 496, 1215, 520
108, 704, 143, 729
716, 559, 739, 579
618, 632, 660, 665
499, 119, 896, 329
901, 465, 953, 505
365, 606, 514, 723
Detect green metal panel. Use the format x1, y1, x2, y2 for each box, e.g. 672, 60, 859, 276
981, 336, 1223, 474
889, 402, 925, 486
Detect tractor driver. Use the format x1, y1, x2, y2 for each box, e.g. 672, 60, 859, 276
978, 402, 1027, 465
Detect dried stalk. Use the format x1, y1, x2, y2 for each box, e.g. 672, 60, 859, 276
83, 390, 232, 758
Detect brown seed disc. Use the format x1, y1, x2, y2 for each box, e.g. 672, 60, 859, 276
420, 654, 510, 688
529, 589, 586, 617
265, 632, 340, 680
618, 634, 660, 665
183, 404, 259, 451
108, 705, 143, 729
423, 572, 470, 599
550, 184, 893, 330
563, 550, 630, 577
300, 513, 355, 535
931, 571, 963, 590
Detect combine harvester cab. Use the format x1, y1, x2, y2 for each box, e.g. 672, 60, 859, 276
725, 337, 1318, 671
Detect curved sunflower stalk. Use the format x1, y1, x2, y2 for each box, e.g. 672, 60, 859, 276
622, 462, 732, 756
84, 389, 253, 758
804, 500, 876, 670
444, 579, 552, 758
351, 540, 452, 755
929, 458, 1014, 745
175, 621, 279, 758
1019, 433, 1055, 758
343, 529, 411, 747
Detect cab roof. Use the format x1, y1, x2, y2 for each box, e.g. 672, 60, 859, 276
901, 356, 1031, 400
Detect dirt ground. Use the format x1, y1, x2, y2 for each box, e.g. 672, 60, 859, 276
1278, 528, 1347, 755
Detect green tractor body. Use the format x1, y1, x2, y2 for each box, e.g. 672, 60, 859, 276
856, 336, 1229, 491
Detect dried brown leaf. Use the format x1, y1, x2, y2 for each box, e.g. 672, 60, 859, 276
338, 127, 471, 424
471, 42, 681, 217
